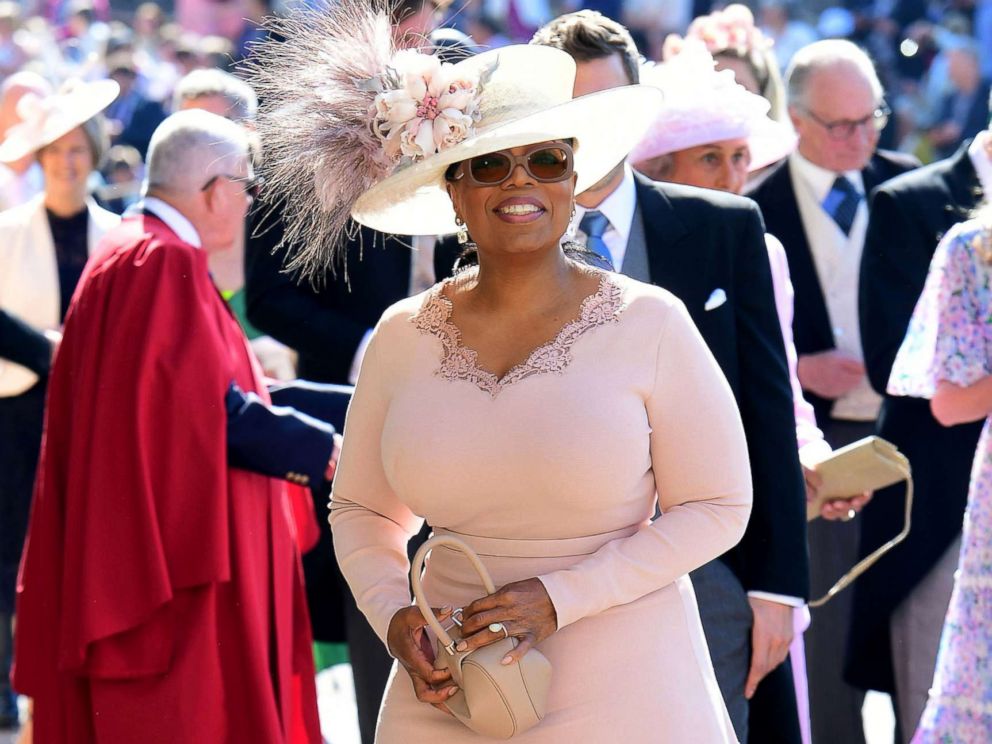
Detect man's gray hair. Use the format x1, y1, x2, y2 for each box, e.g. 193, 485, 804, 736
785, 40, 883, 110
145, 109, 249, 194
173, 69, 258, 123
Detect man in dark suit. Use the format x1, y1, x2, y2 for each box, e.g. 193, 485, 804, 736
850, 121, 990, 740
747, 39, 919, 744
442, 12, 809, 743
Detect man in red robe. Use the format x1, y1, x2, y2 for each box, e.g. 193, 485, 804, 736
13, 110, 330, 743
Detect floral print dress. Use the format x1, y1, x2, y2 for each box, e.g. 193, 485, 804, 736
888, 218, 992, 742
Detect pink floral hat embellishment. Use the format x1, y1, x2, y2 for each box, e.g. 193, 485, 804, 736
368, 50, 494, 162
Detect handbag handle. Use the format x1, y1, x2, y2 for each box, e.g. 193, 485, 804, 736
411, 534, 497, 654
809, 443, 913, 608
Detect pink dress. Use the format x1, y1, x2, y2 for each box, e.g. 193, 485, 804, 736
888, 219, 992, 742
330, 270, 752, 742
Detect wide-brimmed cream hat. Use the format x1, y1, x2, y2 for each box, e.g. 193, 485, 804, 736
0, 79, 119, 164
351, 45, 663, 236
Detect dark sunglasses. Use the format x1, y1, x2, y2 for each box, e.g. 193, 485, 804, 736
201, 173, 263, 199
450, 143, 574, 186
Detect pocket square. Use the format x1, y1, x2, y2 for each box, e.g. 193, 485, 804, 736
705, 288, 727, 311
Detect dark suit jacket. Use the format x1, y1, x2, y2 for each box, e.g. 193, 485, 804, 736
746, 150, 920, 423
436, 176, 809, 599
846, 142, 986, 693
244, 202, 413, 385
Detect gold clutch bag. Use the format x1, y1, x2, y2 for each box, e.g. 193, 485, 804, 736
804, 436, 914, 607
805, 436, 909, 521
411, 535, 552, 739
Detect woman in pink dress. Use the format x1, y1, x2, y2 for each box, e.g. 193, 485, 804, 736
888, 212, 992, 742
249, 4, 753, 740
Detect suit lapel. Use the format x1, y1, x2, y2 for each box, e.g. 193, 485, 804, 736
766, 162, 834, 353
944, 143, 984, 216
635, 176, 702, 306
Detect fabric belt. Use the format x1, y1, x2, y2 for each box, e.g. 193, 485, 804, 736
432, 523, 645, 559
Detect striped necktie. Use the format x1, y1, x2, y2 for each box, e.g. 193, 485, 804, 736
822, 176, 862, 236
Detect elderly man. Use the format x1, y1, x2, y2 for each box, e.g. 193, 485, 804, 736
13, 110, 336, 743
850, 102, 992, 741
747, 39, 919, 744
439, 11, 809, 743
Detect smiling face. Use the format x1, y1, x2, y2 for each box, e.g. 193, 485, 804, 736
658, 138, 752, 195
446, 141, 577, 258
38, 126, 94, 205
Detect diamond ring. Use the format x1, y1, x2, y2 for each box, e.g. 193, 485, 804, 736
488, 622, 509, 639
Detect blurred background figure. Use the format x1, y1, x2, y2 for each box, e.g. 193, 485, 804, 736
96, 142, 141, 213
0, 78, 119, 735
759, 0, 816, 73
0, 72, 51, 211
926, 38, 990, 159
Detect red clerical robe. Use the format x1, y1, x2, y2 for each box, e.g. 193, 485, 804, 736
13, 214, 321, 743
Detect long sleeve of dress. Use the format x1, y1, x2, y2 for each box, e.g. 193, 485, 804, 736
537, 299, 753, 630
329, 328, 424, 646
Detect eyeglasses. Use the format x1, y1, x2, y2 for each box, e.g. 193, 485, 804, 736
449, 143, 574, 187
800, 105, 891, 141
201, 173, 262, 199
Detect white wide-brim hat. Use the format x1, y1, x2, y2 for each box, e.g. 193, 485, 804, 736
0, 80, 119, 164
352, 45, 665, 236
629, 45, 795, 173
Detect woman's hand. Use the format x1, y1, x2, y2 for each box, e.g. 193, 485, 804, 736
387, 605, 459, 714
455, 578, 558, 665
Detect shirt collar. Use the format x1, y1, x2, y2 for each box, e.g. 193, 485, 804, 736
969, 131, 992, 196
571, 164, 636, 241
139, 196, 202, 248
790, 150, 865, 202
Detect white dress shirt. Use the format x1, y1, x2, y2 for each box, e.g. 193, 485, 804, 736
788, 152, 881, 422
970, 130, 992, 194
140, 197, 202, 248
571, 165, 637, 271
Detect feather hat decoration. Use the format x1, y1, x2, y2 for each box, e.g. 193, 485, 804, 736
245, 0, 664, 276
244, 0, 401, 277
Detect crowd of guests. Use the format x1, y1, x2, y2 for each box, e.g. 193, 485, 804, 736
0, 0, 991, 742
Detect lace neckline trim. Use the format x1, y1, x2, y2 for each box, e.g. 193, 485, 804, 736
411, 272, 625, 397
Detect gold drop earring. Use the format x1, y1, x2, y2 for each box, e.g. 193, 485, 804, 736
455, 216, 469, 245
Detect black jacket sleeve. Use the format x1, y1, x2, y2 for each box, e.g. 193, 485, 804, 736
732, 204, 810, 599
0, 308, 52, 377
225, 382, 337, 487
244, 210, 369, 373
859, 186, 935, 394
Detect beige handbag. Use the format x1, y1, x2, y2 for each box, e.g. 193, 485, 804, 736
805, 436, 914, 607
411, 535, 552, 739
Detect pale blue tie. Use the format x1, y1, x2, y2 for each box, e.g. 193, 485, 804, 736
579, 210, 613, 269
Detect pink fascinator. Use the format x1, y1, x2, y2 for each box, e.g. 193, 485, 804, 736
663, 3, 772, 60
629, 41, 795, 171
